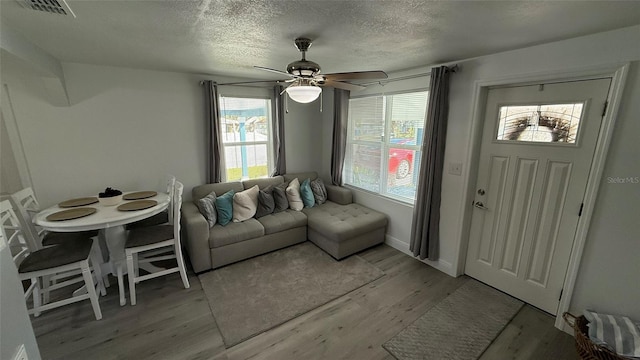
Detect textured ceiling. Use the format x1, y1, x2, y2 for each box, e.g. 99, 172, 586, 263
2, 0, 640, 80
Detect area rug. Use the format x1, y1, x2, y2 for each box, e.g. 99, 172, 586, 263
199, 242, 385, 347
383, 279, 524, 360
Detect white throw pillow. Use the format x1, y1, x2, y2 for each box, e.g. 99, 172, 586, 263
286, 178, 304, 211
232, 185, 259, 222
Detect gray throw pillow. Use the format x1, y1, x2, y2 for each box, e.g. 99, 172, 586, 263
196, 191, 217, 228
255, 185, 275, 218
272, 182, 289, 213
310, 178, 327, 205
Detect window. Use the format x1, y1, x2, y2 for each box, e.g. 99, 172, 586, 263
344, 91, 429, 203
218, 97, 273, 181
496, 103, 584, 144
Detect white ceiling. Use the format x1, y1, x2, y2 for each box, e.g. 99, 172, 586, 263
2, 0, 640, 80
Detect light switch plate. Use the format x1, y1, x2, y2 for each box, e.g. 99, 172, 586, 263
448, 162, 463, 176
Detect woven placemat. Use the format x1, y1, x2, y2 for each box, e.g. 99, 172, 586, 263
123, 191, 157, 200
117, 200, 157, 211
46, 207, 97, 221
58, 197, 98, 208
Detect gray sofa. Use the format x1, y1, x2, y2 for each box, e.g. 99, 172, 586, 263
181, 172, 388, 273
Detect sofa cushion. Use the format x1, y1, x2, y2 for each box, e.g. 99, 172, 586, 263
256, 210, 307, 235
232, 185, 259, 222
255, 185, 275, 218
215, 190, 235, 226
303, 201, 387, 242
209, 219, 265, 248
196, 190, 217, 227
325, 184, 353, 205
286, 178, 304, 211
300, 178, 315, 208
310, 178, 327, 205
273, 182, 289, 213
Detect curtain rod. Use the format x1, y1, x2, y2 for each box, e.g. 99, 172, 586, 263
359, 64, 458, 87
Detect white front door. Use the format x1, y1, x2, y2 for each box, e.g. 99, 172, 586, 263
465, 78, 611, 314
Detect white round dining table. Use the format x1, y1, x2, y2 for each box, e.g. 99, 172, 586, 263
35, 192, 170, 306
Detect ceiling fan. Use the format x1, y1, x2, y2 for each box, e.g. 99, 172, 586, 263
255, 37, 388, 103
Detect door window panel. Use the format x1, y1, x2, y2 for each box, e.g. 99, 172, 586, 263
496, 103, 584, 143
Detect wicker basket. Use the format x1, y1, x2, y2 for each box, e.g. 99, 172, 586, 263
563, 312, 627, 360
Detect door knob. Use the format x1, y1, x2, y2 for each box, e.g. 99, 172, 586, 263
474, 201, 489, 210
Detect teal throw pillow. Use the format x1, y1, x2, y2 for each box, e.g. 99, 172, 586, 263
300, 178, 316, 208
215, 190, 235, 226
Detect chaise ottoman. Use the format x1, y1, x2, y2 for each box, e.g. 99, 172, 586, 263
302, 197, 388, 260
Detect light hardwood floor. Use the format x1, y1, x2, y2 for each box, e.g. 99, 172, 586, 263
31, 244, 578, 360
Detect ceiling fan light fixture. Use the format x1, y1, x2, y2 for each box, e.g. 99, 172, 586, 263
285, 81, 322, 103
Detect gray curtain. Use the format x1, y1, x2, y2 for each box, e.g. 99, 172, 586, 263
410, 66, 451, 261
331, 89, 350, 185
271, 85, 286, 176
204, 80, 222, 183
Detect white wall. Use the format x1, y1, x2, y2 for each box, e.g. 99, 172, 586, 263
1, 62, 204, 206
1, 111, 23, 194
283, 95, 324, 173
1, 241, 41, 360
449, 25, 640, 320
0, 61, 324, 207
322, 25, 640, 318
569, 62, 640, 319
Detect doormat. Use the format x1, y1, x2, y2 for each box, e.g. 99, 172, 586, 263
383, 279, 523, 360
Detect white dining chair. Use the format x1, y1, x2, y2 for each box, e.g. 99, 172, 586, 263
126, 174, 176, 230
0, 199, 103, 320
125, 181, 189, 305
11, 187, 109, 296
11, 188, 100, 247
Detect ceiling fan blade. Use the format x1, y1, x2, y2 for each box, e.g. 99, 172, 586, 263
322, 79, 366, 92
254, 66, 298, 78
322, 71, 388, 81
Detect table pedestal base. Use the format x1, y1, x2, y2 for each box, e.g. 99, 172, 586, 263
101, 226, 128, 306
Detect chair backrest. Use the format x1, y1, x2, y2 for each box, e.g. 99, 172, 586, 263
172, 181, 184, 248
10, 187, 44, 245
0, 199, 36, 268
166, 175, 177, 224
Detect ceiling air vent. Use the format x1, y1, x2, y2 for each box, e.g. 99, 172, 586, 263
17, 0, 76, 18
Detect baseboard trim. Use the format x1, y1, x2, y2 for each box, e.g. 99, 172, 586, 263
384, 235, 456, 277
